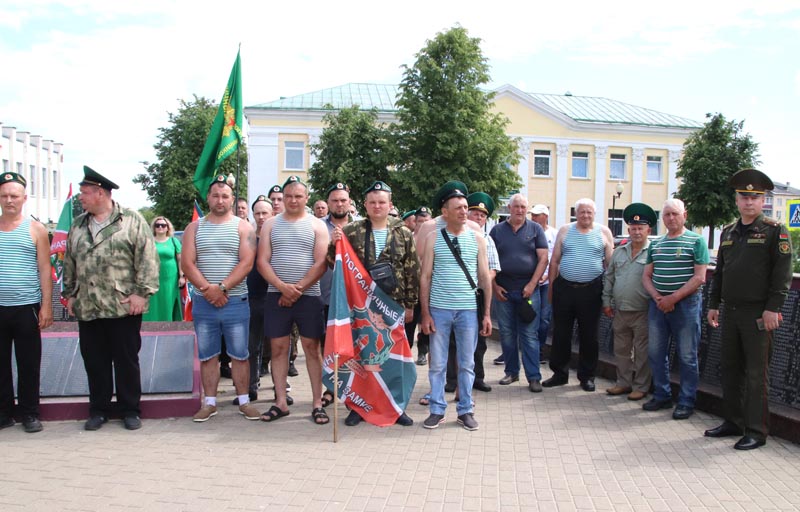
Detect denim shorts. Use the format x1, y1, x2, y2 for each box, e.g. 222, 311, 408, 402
192, 293, 250, 361
264, 293, 324, 339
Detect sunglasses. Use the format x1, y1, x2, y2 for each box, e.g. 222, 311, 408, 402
154, 223, 168, 228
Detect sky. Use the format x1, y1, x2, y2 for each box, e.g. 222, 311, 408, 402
2, 0, 799, 210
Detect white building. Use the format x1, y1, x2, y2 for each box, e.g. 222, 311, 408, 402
1, 123, 64, 224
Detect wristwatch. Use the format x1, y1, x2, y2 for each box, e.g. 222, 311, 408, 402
219, 282, 227, 293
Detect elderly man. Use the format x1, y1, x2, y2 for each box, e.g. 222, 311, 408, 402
490, 194, 549, 392
258, 176, 329, 424
182, 174, 258, 422
602, 203, 656, 401
544, 198, 613, 392
313, 200, 329, 219
529, 204, 557, 362
0, 172, 52, 433
419, 182, 492, 431
642, 198, 708, 420
63, 166, 159, 431
706, 169, 793, 450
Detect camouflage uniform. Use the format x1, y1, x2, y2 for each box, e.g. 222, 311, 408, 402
332, 217, 420, 310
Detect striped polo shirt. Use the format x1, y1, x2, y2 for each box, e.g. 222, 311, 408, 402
195, 216, 247, 296
646, 230, 709, 294
559, 223, 606, 283
0, 218, 41, 306
269, 214, 320, 296
430, 228, 478, 310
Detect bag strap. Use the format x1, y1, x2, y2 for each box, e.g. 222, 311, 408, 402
441, 228, 478, 292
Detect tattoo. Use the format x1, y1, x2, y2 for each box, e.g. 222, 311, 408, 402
247, 231, 256, 249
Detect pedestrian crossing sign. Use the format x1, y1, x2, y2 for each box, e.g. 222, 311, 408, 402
789, 200, 800, 231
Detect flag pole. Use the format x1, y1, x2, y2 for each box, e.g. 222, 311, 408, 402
333, 354, 339, 443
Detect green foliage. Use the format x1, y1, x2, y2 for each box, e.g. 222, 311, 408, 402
308, 106, 394, 208
138, 206, 156, 225
134, 95, 247, 230
675, 113, 759, 248
791, 230, 800, 274
391, 26, 521, 212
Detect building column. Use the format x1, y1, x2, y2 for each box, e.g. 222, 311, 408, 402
247, 130, 279, 203
668, 149, 681, 198
632, 147, 644, 203
555, 143, 569, 227
307, 133, 320, 171
594, 145, 608, 225
517, 139, 531, 198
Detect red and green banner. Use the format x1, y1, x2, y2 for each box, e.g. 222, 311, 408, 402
192, 49, 243, 195
49, 184, 73, 307
323, 236, 416, 427
181, 200, 204, 321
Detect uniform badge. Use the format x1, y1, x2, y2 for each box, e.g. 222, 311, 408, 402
780, 233, 789, 240
779, 241, 790, 254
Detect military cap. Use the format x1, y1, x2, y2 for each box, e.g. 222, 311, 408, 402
729, 168, 774, 196
80, 166, 119, 190
432, 180, 469, 209
401, 209, 417, 221
251, 194, 272, 211
0, 172, 26, 188
467, 192, 495, 216
363, 181, 392, 195
416, 206, 432, 217
325, 182, 350, 197
282, 175, 305, 189
268, 184, 283, 197
208, 173, 235, 191
623, 202, 657, 226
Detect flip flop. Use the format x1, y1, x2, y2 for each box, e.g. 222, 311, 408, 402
311, 407, 330, 425
321, 390, 335, 408
261, 405, 290, 422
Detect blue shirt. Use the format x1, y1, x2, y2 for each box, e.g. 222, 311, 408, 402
489, 219, 548, 291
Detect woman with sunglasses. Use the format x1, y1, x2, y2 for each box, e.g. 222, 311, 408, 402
143, 216, 184, 321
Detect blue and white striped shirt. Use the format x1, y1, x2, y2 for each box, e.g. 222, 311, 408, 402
430, 228, 478, 310
196, 217, 247, 296
269, 214, 320, 296
559, 223, 605, 283
0, 218, 41, 306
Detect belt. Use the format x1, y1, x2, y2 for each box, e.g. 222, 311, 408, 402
560, 276, 602, 288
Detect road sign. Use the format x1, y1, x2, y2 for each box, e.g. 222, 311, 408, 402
789, 200, 800, 231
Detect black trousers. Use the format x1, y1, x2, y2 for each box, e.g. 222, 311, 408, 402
78, 315, 142, 417
404, 304, 418, 349
0, 304, 41, 418
446, 332, 486, 385
549, 276, 602, 382
248, 296, 266, 394
411, 303, 430, 355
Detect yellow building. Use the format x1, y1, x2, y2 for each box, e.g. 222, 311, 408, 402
245, 83, 701, 233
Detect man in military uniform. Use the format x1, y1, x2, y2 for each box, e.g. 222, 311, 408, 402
706, 168, 793, 450
330, 181, 419, 426
63, 166, 159, 431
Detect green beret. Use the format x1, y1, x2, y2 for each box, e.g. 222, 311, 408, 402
268, 184, 283, 197
623, 202, 657, 226
282, 175, 305, 189
432, 180, 468, 209
0, 172, 26, 188
80, 166, 119, 191
209, 173, 235, 191
251, 194, 272, 210
363, 181, 392, 195
325, 182, 349, 197
401, 210, 417, 220
467, 192, 495, 216
416, 206, 432, 217
729, 168, 774, 196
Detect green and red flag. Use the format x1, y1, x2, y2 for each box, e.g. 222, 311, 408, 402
49, 183, 73, 306
181, 200, 205, 321
192, 49, 243, 195
323, 236, 416, 427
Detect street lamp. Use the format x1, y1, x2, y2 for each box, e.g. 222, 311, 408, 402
610, 182, 624, 236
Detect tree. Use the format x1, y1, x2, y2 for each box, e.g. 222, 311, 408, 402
390, 25, 521, 212
134, 95, 247, 229
675, 113, 759, 248
308, 106, 393, 208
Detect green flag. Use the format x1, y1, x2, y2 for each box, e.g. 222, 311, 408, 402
193, 49, 243, 194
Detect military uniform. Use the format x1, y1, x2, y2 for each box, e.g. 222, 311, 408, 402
707, 168, 793, 448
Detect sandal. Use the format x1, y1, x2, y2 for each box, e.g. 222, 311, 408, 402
419, 396, 430, 406
321, 390, 335, 408
311, 407, 330, 425
274, 393, 294, 406
261, 405, 290, 422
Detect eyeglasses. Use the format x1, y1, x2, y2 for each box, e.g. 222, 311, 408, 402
154, 223, 168, 228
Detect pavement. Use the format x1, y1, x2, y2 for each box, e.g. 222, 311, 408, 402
3, 341, 800, 512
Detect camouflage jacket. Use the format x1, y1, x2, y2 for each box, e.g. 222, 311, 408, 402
62, 202, 159, 320
332, 217, 420, 309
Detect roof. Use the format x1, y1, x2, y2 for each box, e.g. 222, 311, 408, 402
248, 83, 702, 129
772, 182, 800, 196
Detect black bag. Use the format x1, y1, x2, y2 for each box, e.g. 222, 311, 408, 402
516, 299, 536, 324
365, 221, 398, 295
441, 229, 485, 322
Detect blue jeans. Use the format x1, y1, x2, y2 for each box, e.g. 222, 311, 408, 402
495, 290, 541, 381
537, 283, 551, 349
192, 293, 250, 361
428, 307, 478, 416
647, 292, 702, 407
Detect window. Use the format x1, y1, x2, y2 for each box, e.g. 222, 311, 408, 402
284, 141, 304, 170
646, 156, 662, 182
776, 210, 783, 220
609, 153, 626, 180
30, 165, 36, 196
2, 159, 8, 172
42, 168, 47, 199
533, 149, 551, 177
765, 195, 773, 205
16, 162, 23, 176
53, 170, 58, 198
572, 151, 589, 178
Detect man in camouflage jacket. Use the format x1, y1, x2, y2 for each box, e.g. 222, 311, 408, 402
62, 166, 158, 431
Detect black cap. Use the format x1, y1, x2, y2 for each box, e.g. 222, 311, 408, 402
432, 180, 469, 209
623, 203, 657, 226
0, 172, 26, 188
467, 192, 495, 216
729, 168, 774, 196
80, 166, 119, 190
251, 194, 272, 211
363, 181, 392, 195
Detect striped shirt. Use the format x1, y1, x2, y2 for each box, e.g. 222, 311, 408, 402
0, 218, 41, 306
559, 223, 606, 283
430, 228, 478, 310
646, 230, 709, 294
269, 214, 320, 296
196, 217, 247, 297
373, 228, 388, 259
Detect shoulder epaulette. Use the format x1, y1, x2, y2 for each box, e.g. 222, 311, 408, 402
762, 216, 781, 227
722, 222, 736, 231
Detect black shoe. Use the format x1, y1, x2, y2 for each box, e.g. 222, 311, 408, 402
579, 379, 596, 392
542, 375, 568, 388
704, 422, 743, 438
259, 366, 268, 377
220, 365, 232, 379
0, 415, 15, 430
672, 405, 694, 420
734, 435, 766, 450
539, 358, 548, 365
416, 354, 427, 366
395, 412, 413, 426
493, 355, 504, 365
444, 381, 457, 393
642, 398, 673, 411
345, 410, 363, 426
22, 416, 43, 433
84, 415, 108, 431
499, 374, 519, 385
473, 380, 492, 392
123, 416, 142, 430
288, 362, 299, 377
